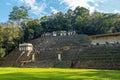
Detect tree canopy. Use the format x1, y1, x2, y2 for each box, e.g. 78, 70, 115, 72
9, 6, 30, 26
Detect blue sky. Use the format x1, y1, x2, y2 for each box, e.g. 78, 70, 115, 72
0, 0, 120, 22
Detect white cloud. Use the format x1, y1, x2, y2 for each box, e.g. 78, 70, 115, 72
18, 0, 47, 17
94, 3, 99, 7
59, 0, 106, 13
114, 10, 120, 13
50, 7, 59, 14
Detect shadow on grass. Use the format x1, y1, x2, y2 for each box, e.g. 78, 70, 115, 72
0, 69, 120, 80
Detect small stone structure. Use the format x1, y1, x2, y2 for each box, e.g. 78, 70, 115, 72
19, 43, 33, 51
58, 53, 62, 61
68, 31, 76, 36
45, 33, 51, 36
41, 32, 51, 37
52, 31, 57, 36
42, 31, 76, 37
89, 32, 120, 45
56, 51, 62, 61
17, 43, 35, 66
60, 31, 67, 36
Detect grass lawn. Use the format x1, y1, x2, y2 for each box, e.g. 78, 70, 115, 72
0, 68, 120, 80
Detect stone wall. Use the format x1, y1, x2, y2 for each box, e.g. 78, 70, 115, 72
41, 31, 76, 37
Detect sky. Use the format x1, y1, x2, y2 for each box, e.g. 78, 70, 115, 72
0, 0, 120, 22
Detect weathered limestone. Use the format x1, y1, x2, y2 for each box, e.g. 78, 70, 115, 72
19, 43, 33, 51
18, 43, 35, 66
42, 31, 76, 37
60, 31, 67, 36
90, 32, 120, 45
52, 31, 57, 36
68, 31, 76, 36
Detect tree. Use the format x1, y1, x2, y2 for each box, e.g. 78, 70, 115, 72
72, 7, 90, 34
73, 7, 89, 18
65, 9, 74, 30
0, 25, 22, 57
113, 20, 120, 32
41, 12, 67, 32
40, 16, 49, 32
9, 6, 30, 26
21, 19, 43, 41
27, 19, 43, 38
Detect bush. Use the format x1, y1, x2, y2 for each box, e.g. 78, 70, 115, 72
0, 48, 5, 58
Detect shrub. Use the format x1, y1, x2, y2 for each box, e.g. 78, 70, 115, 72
0, 48, 5, 58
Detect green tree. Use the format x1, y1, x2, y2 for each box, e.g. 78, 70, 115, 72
113, 20, 120, 32
0, 26, 22, 55
9, 6, 30, 26
72, 7, 90, 34
21, 19, 43, 41
28, 19, 43, 38
40, 16, 49, 32
65, 9, 74, 30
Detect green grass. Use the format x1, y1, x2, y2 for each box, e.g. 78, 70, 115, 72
0, 68, 120, 80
